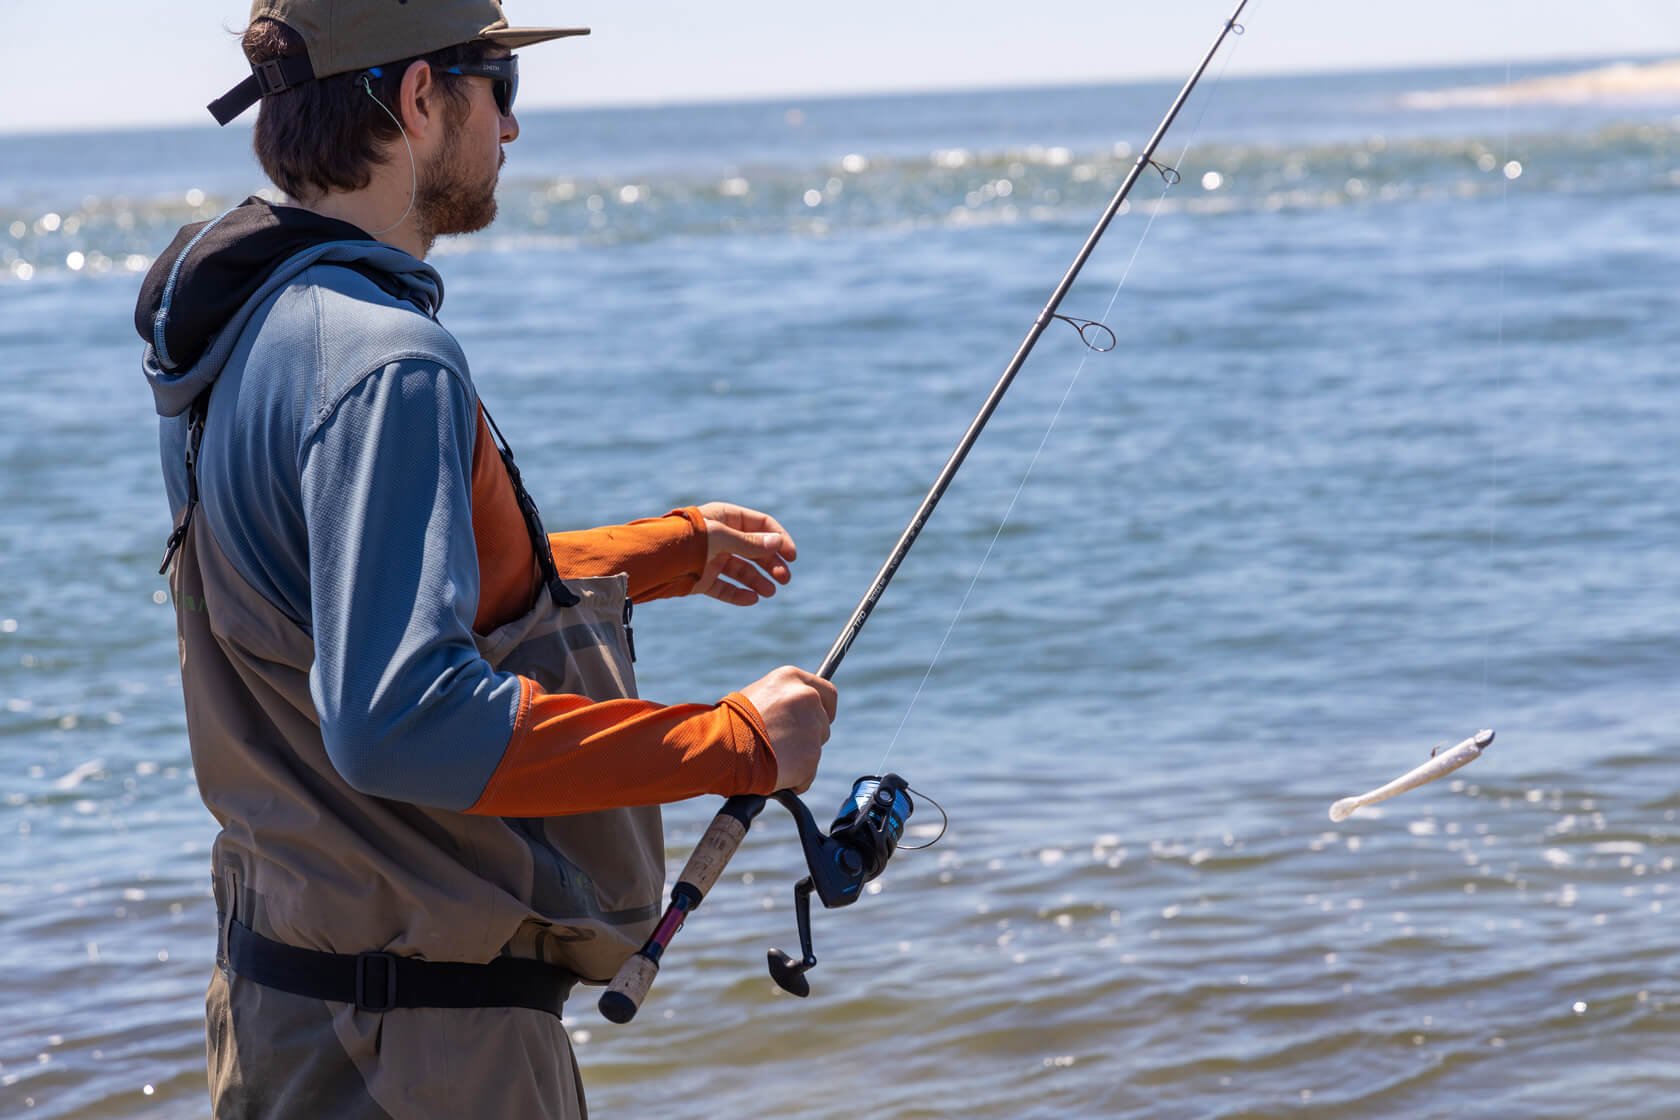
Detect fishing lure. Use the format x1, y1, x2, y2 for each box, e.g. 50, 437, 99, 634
1329, 729, 1495, 821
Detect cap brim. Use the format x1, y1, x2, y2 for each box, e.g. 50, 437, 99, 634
482, 27, 590, 49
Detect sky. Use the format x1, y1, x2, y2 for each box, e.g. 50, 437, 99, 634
1, 0, 1677, 134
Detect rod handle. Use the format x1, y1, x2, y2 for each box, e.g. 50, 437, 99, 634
598, 952, 659, 1024
674, 798, 757, 896
598, 795, 765, 1023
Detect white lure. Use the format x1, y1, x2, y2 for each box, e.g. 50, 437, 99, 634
1329, 729, 1495, 822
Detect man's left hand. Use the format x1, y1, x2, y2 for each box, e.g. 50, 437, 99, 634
693, 501, 796, 606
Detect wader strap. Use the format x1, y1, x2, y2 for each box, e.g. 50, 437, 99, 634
480, 403, 581, 608
226, 918, 578, 1017
158, 394, 209, 575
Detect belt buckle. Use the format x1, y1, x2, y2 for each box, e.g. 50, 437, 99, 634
355, 951, 398, 1013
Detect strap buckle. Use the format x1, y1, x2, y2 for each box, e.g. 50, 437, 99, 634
253, 59, 291, 96
355, 951, 399, 1013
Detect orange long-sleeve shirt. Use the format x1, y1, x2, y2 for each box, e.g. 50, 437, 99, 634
461, 407, 778, 816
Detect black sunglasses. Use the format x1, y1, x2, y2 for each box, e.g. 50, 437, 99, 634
365, 55, 519, 117
442, 56, 519, 117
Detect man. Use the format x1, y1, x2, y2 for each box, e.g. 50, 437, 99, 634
136, 2, 837, 1116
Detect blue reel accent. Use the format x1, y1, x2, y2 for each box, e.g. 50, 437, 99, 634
832, 774, 912, 851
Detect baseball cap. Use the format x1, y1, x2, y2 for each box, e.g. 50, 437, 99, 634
208, 0, 587, 125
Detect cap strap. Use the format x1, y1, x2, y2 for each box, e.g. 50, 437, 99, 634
207, 54, 317, 126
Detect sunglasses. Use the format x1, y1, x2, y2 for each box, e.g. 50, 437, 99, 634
365, 55, 519, 117
443, 56, 519, 117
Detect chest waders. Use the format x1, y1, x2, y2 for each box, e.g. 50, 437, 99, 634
165, 386, 658, 1119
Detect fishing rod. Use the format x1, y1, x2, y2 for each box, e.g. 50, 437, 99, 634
598, 0, 1254, 1025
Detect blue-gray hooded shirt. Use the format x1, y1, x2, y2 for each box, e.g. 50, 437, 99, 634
138, 198, 525, 809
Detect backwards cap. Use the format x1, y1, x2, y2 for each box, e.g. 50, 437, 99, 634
209, 0, 587, 125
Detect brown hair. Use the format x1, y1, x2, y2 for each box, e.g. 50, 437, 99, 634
243, 20, 489, 200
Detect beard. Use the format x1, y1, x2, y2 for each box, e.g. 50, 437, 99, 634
412, 126, 503, 251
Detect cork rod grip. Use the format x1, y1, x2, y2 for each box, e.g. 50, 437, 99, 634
599, 953, 659, 1022
672, 807, 752, 896
599, 796, 765, 1024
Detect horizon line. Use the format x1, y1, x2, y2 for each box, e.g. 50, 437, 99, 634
2, 49, 1673, 140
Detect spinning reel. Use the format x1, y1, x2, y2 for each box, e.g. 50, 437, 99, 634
766, 773, 916, 996
598, 771, 938, 1022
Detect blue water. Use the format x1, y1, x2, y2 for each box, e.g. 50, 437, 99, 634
2, 55, 1679, 1118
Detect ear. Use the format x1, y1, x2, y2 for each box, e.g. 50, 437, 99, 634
395, 58, 448, 149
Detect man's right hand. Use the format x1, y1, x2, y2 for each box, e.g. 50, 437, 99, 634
740, 666, 836, 795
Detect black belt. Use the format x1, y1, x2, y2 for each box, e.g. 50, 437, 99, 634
226, 918, 577, 1016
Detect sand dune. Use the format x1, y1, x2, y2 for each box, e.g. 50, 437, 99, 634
1402, 58, 1680, 108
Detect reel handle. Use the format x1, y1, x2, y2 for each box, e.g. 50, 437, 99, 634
599, 794, 766, 1023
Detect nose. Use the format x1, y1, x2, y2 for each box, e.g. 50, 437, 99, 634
501, 111, 519, 144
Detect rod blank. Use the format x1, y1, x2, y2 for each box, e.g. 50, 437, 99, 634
599, 0, 1256, 1022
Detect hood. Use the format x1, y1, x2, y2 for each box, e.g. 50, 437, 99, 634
136, 198, 445, 418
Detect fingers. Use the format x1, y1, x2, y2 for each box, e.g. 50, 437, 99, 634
700, 503, 798, 565
699, 500, 788, 536
715, 525, 793, 580
701, 526, 793, 605
693, 504, 801, 608
700, 564, 767, 606
726, 532, 793, 582
698, 553, 781, 605
750, 511, 796, 563
718, 555, 777, 599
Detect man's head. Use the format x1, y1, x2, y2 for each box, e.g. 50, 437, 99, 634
214, 2, 586, 247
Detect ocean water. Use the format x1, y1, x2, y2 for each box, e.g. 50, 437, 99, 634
2, 53, 1678, 1118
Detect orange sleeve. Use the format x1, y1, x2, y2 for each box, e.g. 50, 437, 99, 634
548, 507, 708, 603
466, 687, 777, 817
470, 407, 543, 633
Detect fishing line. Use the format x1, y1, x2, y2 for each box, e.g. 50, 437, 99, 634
599, 1, 1259, 1023
874, 14, 1251, 775
1483, 53, 1513, 720
1328, 52, 1517, 820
